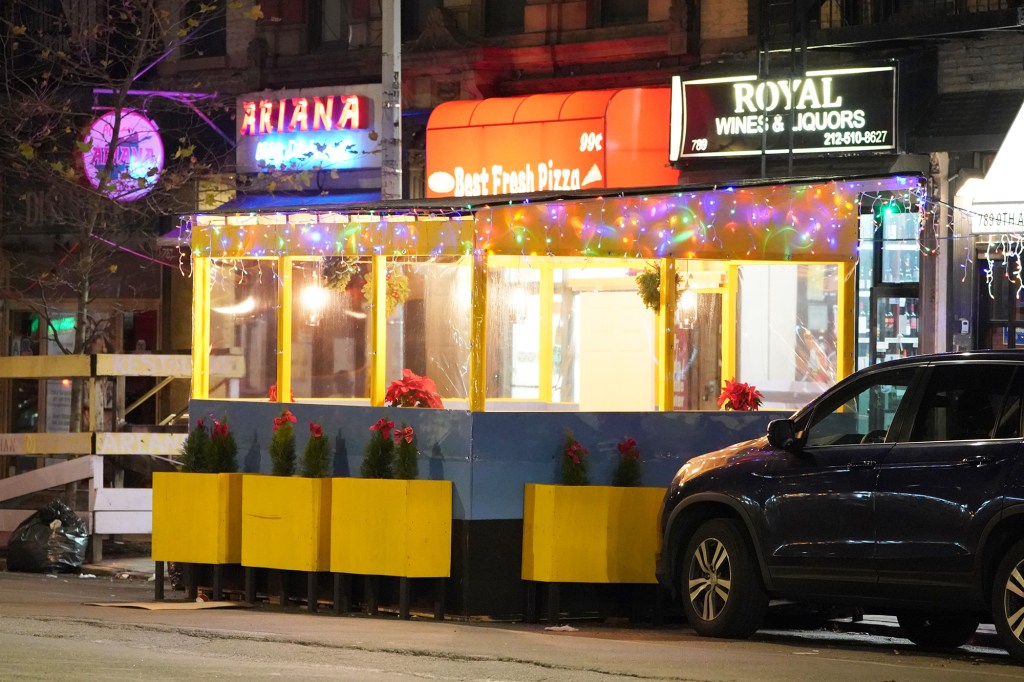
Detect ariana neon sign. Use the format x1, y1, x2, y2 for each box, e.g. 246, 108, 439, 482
81, 110, 164, 202
239, 94, 369, 136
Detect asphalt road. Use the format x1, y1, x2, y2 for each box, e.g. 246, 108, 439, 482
1, 570, 1021, 682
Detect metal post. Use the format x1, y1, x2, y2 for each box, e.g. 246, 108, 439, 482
381, 0, 402, 200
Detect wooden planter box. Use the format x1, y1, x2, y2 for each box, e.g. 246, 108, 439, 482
330, 478, 452, 578
152, 472, 243, 565
241, 475, 332, 572
522, 484, 664, 584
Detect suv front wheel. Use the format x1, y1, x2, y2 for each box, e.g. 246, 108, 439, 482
993, 538, 1024, 661
681, 518, 768, 638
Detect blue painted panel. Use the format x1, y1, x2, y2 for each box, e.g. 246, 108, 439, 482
468, 411, 783, 519
190, 401, 784, 521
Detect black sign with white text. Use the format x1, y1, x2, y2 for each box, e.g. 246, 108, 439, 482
669, 67, 897, 160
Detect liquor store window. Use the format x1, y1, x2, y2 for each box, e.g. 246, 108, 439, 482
856, 192, 921, 369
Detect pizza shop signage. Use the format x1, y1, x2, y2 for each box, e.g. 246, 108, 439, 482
669, 66, 897, 160
236, 85, 382, 173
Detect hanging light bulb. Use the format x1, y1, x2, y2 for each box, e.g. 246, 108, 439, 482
301, 269, 328, 326
680, 275, 698, 329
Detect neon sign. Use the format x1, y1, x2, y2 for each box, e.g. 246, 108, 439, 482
81, 110, 165, 202
236, 88, 379, 173
239, 95, 369, 136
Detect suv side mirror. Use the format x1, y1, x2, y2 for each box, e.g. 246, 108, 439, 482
767, 419, 801, 452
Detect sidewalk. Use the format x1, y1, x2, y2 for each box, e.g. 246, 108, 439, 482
81, 554, 158, 581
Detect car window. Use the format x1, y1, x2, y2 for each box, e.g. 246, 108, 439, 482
803, 368, 915, 447
909, 364, 1021, 442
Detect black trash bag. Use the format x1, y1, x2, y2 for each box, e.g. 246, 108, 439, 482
6, 498, 88, 573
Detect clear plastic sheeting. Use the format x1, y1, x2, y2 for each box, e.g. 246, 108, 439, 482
485, 258, 656, 411
386, 257, 471, 401
208, 259, 279, 400
736, 263, 840, 410
672, 262, 726, 411
291, 258, 372, 399
288, 256, 473, 401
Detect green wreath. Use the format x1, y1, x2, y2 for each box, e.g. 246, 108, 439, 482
362, 266, 410, 318
322, 256, 360, 291
635, 266, 680, 311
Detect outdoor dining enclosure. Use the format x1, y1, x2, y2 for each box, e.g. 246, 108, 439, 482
168, 175, 923, 617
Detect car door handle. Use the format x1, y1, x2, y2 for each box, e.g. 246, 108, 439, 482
960, 455, 994, 467
849, 460, 876, 469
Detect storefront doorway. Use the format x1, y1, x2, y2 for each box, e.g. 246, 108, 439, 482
977, 251, 1024, 350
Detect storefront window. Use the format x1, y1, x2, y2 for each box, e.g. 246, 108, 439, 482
208, 259, 278, 400
290, 258, 370, 400
486, 263, 541, 401
736, 263, 839, 409
385, 257, 471, 402
880, 212, 920, 284
485, 258, 655, 411
978, 252, 1024, 350
673, 262, 725, 410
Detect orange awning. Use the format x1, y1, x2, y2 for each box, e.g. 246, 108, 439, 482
426, 88, 677, 198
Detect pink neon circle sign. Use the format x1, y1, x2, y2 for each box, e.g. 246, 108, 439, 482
81, 110, 165, 202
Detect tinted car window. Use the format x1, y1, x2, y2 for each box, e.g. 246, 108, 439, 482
910, 364, 1021, 441
803, 368, 915, 447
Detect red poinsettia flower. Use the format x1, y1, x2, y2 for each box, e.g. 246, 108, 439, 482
617, 437, 639, 459
273, 410, 297, 431
370, 418, 395, 440
309, 421, 323, 439
212, 419, 229, 439
565, 441, 588, 464
717, 378, 763, 411
385, 368, 444, 408
393, 426, 414, 444
267, 384, 294, 402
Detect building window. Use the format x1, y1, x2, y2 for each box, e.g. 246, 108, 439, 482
598, 0, 647, 25
311, 0, 350, 48
402, 0, 442, 41
181, 0, 226, 58
260, 0, 306, 24
485, 0, 525, 36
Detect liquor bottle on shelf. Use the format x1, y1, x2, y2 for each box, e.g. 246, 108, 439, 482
908, 302, 918, 333
883, 308, 895, 338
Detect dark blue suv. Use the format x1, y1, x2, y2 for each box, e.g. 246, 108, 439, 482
656, 351, 1024, 661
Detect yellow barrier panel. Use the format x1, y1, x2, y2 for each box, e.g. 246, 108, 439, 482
152, 472, 242, 564
522, 484, 664, 584
330, 478, 452, 578
241, 475, 332, 572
